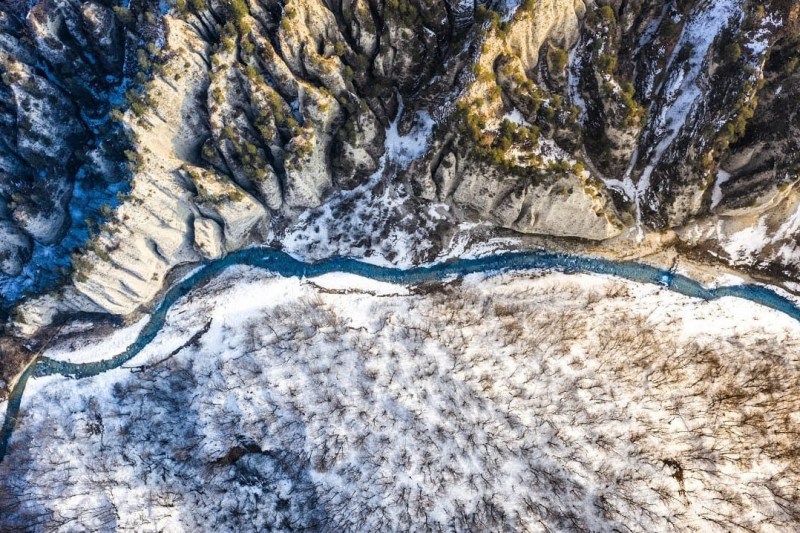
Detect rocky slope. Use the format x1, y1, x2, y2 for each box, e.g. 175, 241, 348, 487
1, 0, 799, 335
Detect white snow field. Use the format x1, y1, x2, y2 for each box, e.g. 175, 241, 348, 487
2, 267, 800, 532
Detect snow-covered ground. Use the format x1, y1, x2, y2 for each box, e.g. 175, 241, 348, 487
46, 317, 150, 365
605, 0, 744, 232
280, 95, 451, 267
693, 192, 800, 275
2, 267, 800, 531
711, 169, 732, 210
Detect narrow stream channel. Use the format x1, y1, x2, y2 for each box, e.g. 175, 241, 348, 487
3, 249, 800, 461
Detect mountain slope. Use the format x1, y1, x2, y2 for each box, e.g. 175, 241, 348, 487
1, 0, 799, 339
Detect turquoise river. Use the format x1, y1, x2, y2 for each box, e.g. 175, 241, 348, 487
3, 249, 800, 461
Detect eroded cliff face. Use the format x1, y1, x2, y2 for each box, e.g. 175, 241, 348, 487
0, 0, 161, 301
407, 0, 623, 241
2, 0, 800, 334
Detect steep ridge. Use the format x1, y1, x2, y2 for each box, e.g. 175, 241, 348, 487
0, 0, 167, 301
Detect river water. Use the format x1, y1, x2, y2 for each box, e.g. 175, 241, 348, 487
2, 249, 799, 460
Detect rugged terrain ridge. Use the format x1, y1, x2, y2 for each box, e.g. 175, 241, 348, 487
0, 0, 799, 362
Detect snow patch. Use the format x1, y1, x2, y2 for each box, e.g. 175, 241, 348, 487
384, 97, 436, 166
746, 12, 782, 58
281, 96, 448, 267
46, 316, 150, 364
502, 108, 531, 127
711, 169, 731, 209
721, 217, 770, 264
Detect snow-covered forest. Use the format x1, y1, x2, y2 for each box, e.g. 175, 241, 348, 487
2, 267, 799, 531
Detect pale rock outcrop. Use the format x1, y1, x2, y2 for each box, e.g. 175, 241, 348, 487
424, 0, 621, 241
504, 0, 585, 73
190, 168, 269, 250
373, 24, 431, 91
11, 286, 105, 338
253, 164, 284, 212
452, 160, 622, 240
333, 101, 384, 188
676, 187, 800, 278
79, 2, 124, 73
716, 176, 796, 218
247, 30, 301, 101
504, 177, 622, 240
432, 152, 459, 200
9, 68, 85, 171
69, 19, 210, 316
449, 162, 518, 218
192, 217, 225, 260
10, 181, 71, 245
1, 52, 83, 247
283, 87, 341, 208
276, 0, 348, 93
73, 178, 200, 315
343, 0, 378, 55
